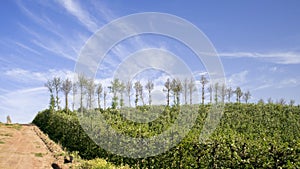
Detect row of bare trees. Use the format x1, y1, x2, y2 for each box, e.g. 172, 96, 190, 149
257, 97, 296, 106
45, 77, 73, 111
197, 75, 251, 104
44, 75, 253, 111
109, 79, 155, 108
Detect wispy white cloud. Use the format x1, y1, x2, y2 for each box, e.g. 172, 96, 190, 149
252, 84, 273, 91
226, 70, 249, 88
16, 2, 91, 62
31, 39, 78, 62
90, 1, 118, 22
18, 22, 85, 62
0, 68, 82, 123
56, 0, 99, 33
0, 87, 48, 123
16, 2, 66, 39
251, 75, 300, 93
278, 78, 300, 88
14, 42, 42, 56
269, 66, 279, 73
3, 68, 76, 84
219, 51, 300, 64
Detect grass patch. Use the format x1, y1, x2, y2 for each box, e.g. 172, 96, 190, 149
34, 153, 43, 157
0, 140, 5, 144
4, 124, 22, 130
80, 158, 130, 169
11, 124, 22, 130
54, 152, 65, 157
0, 133, 13, 137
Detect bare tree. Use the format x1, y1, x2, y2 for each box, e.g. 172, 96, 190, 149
171, 78, 182, 106
126, 81, 132, 107
86, 78, 95, 109
277, 98, 286, 105
207, 85, 213, 104
243, 90, 251, 103
258, 98, 264, 104
45, 79, 54, 95
214, 83, 219, 103
188, 78, 196, 105
235, 87, 243, 103
139, 83, 145, 106
267, 97, 273, 104
103, 90, 107, 109
226, 87, 233, 103
119, 82, 125, 108
45, 79, 55, 111
78, 74, 87, 112
53, 77, 62, 110
109, 79, 121, 109
72, 82, 77, 111
145, 80, 154, 106
96, 83, 103, 109
200, 75, 208, 105
183, 78, 188, 105
61, 78, 72, 112
163, 78, 172, 106
289, 99, 295, 106
134, 81, 142, 107
220, 84, 226, 103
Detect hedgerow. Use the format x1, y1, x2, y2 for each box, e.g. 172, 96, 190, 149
33, 104, 300, 168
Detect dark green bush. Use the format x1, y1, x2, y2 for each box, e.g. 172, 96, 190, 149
33, 104, 300, 168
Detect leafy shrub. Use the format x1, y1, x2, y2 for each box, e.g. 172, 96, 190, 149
33, 104, 300, 168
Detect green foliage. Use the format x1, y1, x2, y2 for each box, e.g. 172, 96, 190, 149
4, 123, 22, 130
111, 96, 118, 109
80, 158, 130, 169
46, 93, 56, 111
33, 104, 300, 168
34, 152, 43, 157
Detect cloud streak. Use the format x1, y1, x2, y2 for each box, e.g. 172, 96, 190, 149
16, 2, 91, 62
56, 0, 99, 33
3, 68, 76, 85
0, 87, 48, 123
14, 41, 42, 56
219, 51, 300, 64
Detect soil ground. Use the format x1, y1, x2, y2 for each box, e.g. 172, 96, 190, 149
0, 123, 71, 169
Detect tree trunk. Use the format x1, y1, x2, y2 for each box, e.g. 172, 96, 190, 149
190, 90, 192, 105
148, 91, 152, 106
128, 95, 131, 107
65, 93, 68, 112
167, 89, 170, 106
135, 93, 138, 107
202, 85, 205, 105
98, 94, 101, 109
104, 93, 107, 110
56, 90, 60, 110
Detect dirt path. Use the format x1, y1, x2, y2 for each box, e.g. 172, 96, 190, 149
0, 124, 58, 169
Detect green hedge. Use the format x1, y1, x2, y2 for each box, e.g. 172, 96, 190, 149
33, 104, 300, 168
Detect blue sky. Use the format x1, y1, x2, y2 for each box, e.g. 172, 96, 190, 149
1, 0, 300, 123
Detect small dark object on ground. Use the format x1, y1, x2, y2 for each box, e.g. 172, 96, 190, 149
64, 155, 73, 163
51, 163, 61, 169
